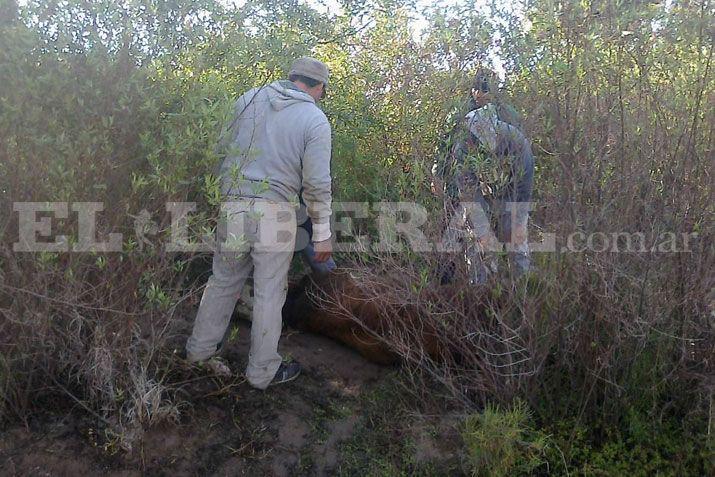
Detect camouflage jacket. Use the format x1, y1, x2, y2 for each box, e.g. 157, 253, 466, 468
433, 114, 534, 205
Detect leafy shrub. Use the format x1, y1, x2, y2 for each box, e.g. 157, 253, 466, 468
544, 408, 713, 476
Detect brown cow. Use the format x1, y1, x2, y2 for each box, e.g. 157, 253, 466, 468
282, 270, 463, 365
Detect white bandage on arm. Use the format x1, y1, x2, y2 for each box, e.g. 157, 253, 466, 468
311, 221, 331, 243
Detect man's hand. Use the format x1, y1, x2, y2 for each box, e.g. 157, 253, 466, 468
313, 238, 332, 263
471, 89, 492, 108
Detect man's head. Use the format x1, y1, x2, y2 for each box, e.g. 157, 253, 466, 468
471, 68, 498, 108
289, 57, 329, 102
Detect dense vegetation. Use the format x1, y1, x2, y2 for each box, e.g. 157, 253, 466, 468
0, 0, 712, 474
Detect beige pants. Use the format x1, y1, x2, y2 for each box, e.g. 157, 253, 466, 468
186, 199, 297, 389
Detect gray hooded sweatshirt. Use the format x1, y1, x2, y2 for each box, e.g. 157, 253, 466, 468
217, 80, 332, 241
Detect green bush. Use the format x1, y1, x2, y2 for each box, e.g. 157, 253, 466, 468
544, 408, 712, 476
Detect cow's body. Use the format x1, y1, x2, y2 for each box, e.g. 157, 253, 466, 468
282, 271, 451, 365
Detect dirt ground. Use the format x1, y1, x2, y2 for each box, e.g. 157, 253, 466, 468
0, 319, 463, 476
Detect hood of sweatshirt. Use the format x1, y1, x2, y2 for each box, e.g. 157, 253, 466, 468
465, 107, 500, 152
267, 80, 315, 111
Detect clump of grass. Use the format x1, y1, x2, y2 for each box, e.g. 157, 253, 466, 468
461, 399, 549, 477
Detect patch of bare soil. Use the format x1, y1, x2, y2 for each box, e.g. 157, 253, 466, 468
1, 319, 426, 476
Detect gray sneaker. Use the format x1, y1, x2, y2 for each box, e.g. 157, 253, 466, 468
269, 361, 301, 386
181, 341, 231, 377
202, 356, 232, 377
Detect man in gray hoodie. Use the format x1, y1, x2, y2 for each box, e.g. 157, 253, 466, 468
186, 57, 333, 389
